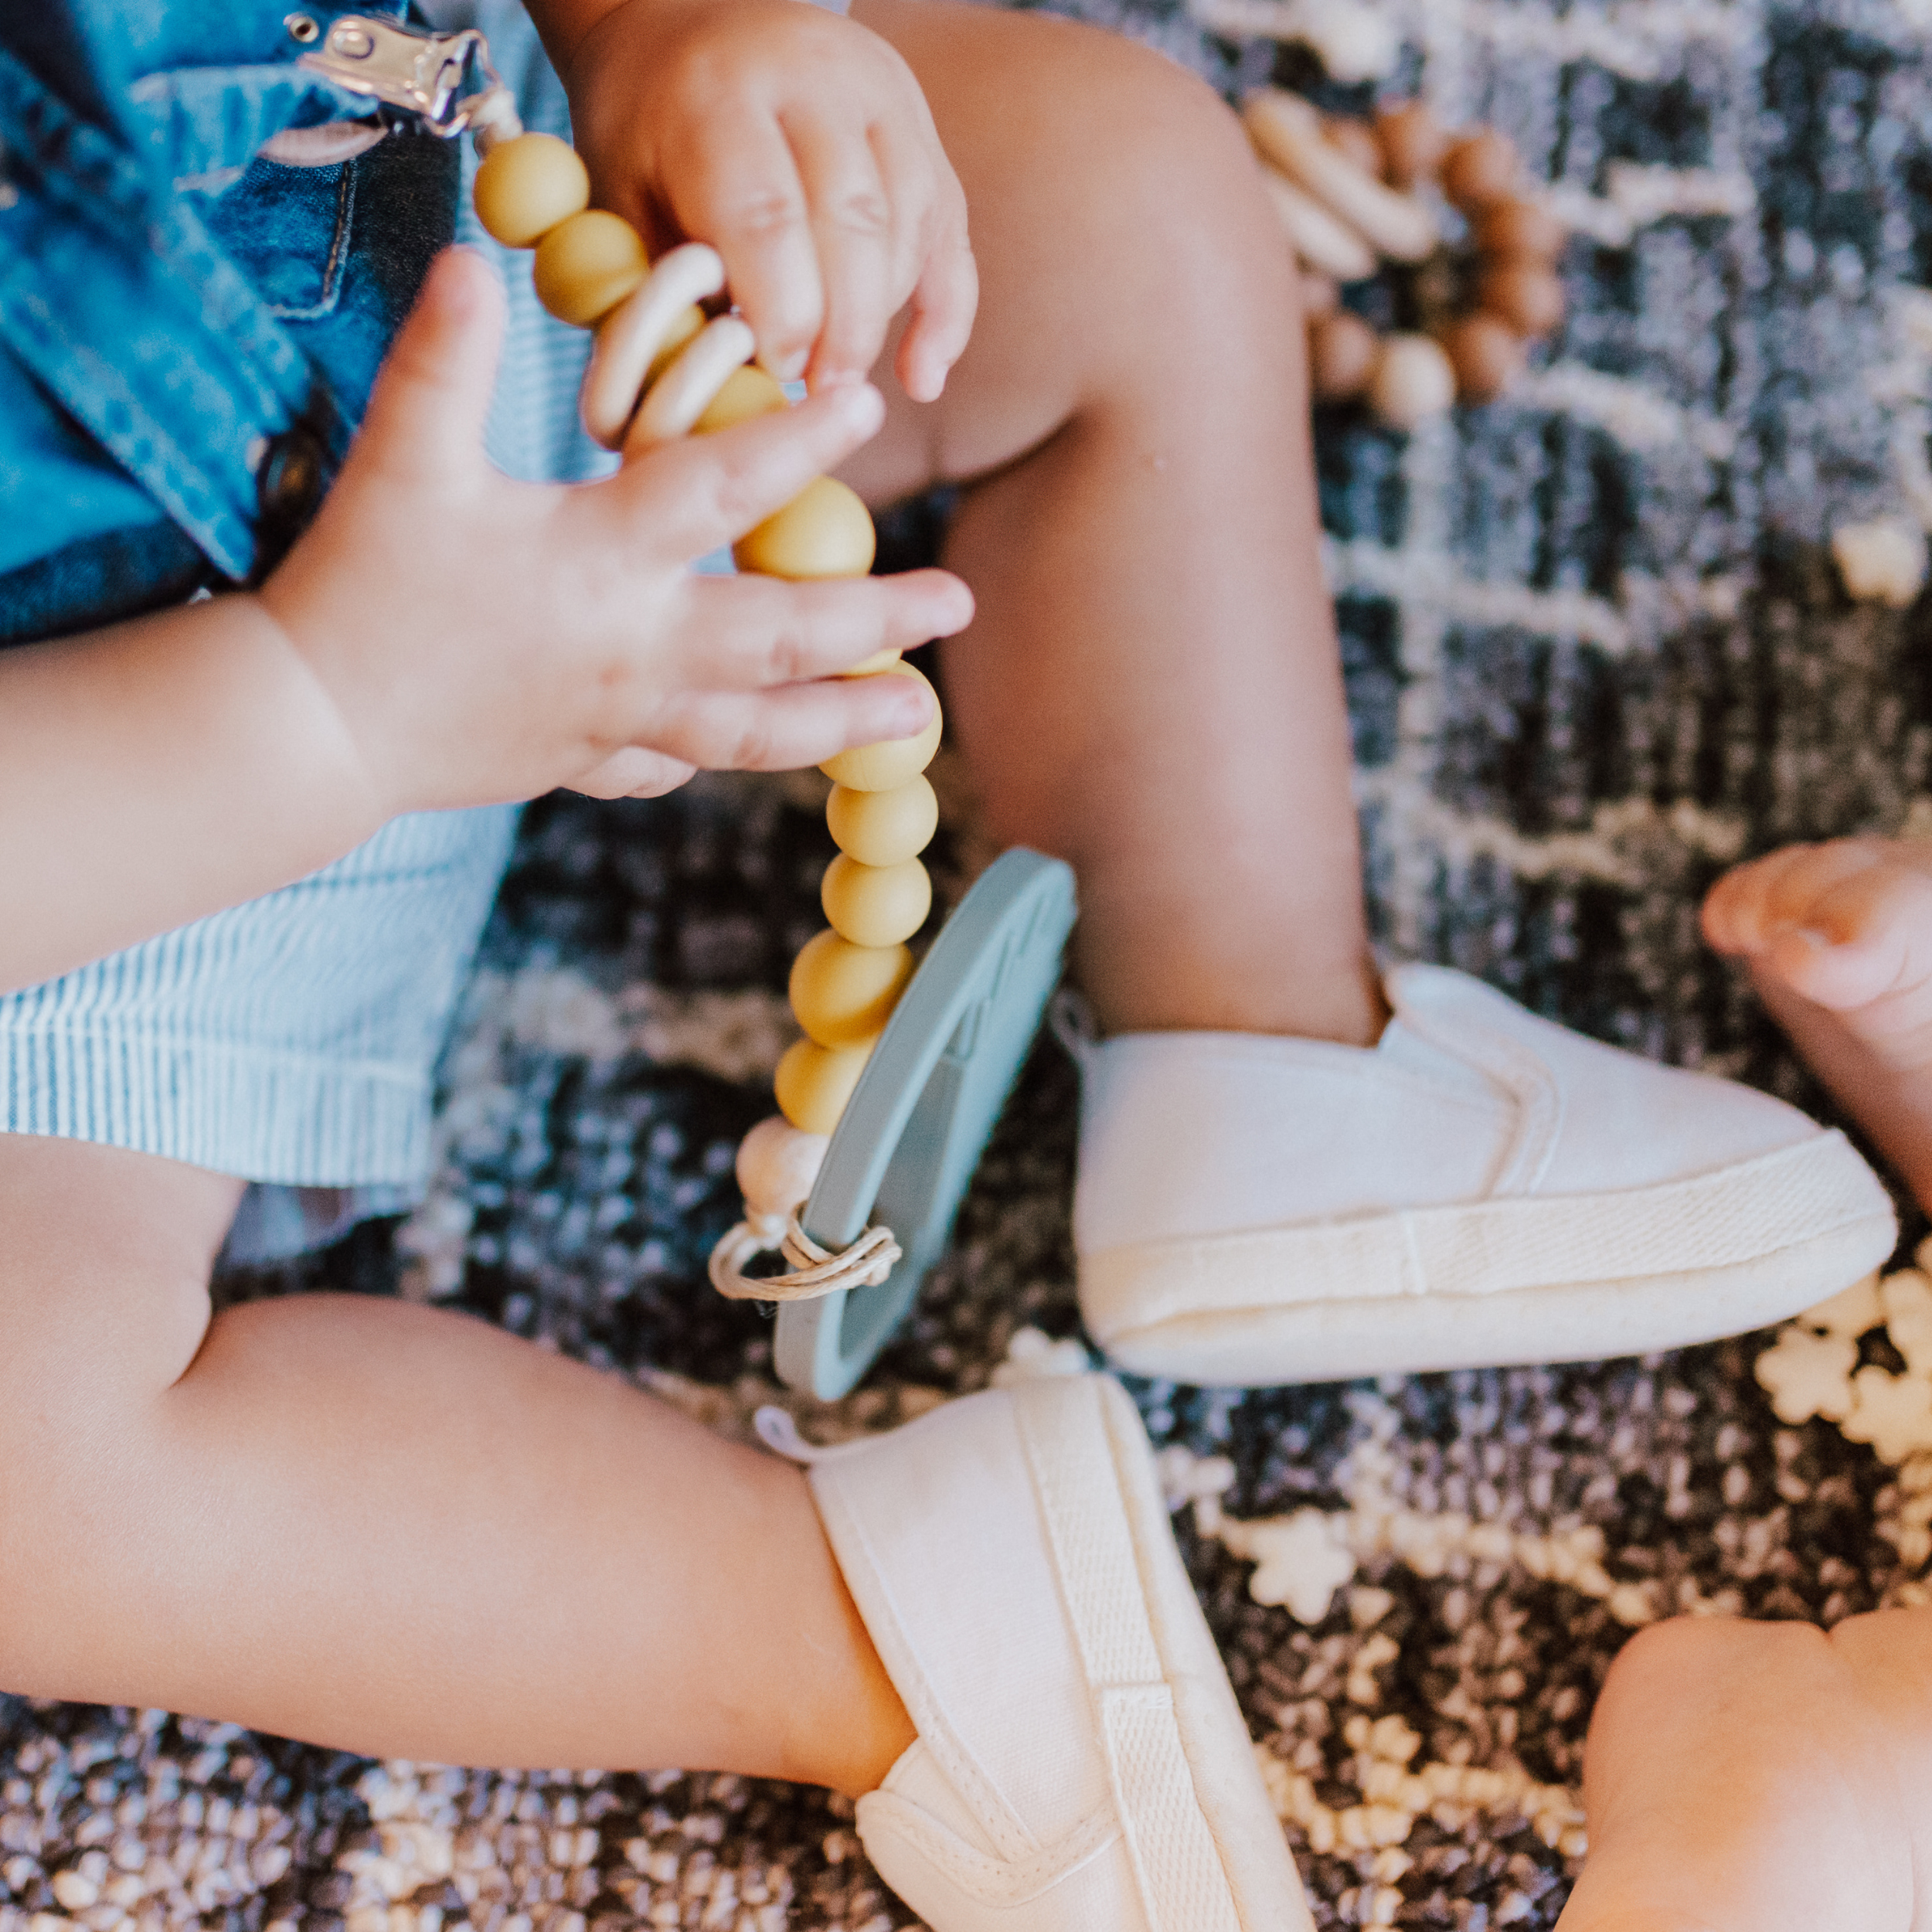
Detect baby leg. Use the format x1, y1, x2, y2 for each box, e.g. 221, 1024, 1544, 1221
841, 0, 1381, 1046
1556, 1611, 1932, 1932
0, 1132, 911, 1790
1706, 838, 1932, 1206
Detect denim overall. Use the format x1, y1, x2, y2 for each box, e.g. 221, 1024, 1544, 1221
0, 2, 563, 1257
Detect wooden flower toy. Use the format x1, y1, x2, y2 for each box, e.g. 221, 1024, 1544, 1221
1242, 90, 1570, 426
468, 111, 1077, 1393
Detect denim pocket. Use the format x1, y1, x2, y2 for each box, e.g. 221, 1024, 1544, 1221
205, 155, 355, 321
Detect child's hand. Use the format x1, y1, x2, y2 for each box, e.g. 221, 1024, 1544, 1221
556, 0, 975, 400
1703, 838, 1932, 1070
263, 248, 971, 820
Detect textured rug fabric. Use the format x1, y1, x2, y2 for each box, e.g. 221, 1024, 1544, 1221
12, 2, 1932, 1929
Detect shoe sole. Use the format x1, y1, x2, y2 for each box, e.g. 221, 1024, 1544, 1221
1012, 1376, 1315, 1932
1081, 1131, 1897, 1386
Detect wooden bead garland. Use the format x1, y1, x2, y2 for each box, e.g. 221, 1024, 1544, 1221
469, 124, 944, 1236
1242, 88, 1570, 424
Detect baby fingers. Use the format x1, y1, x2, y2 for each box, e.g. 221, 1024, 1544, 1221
645, 672, 939, 776
686, 566, 971, 691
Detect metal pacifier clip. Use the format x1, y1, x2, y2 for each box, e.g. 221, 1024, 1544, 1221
298, 15, 1079, 1399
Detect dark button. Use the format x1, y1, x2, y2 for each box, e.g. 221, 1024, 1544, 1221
257, 426, 325, 522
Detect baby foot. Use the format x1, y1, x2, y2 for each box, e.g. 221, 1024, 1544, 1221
1556, 1611, 1932, 1932
1705, 839, 1932, 1207
1705, 839, 1932, 1067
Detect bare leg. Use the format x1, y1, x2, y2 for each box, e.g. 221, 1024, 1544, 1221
0, 1134, 913, 1789
1556, 1613, 1932, 1932
842, 0, 1381, 1045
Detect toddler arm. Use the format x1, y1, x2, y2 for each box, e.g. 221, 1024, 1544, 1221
0, 249, 968, 995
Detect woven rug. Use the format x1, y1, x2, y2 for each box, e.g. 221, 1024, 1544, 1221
12, 2, 1932, 1928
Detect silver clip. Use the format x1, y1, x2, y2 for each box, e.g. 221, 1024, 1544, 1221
296, 13, 507, 138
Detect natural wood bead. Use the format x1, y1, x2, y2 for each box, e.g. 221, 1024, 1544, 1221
821, 852, 932, 948
820, 663, 943, 791
1440, 312, 1525, 402
1369, 332, 1457, 427
532, 210, 649, 326
774, 1037, 873, 1135
1323, 114, 1383, 179
734, 475, 876, 580
1309, 310, 1379, 403
736, 1114, 828, 1220
1441, 128, 1520, 212
693, 364, 791, 434
790, 930, 914, 1048
1479, 261, 1566, 337
826, 776, 938, 868
472, 133, 590, 249
1475, 197, 1566, 264
1374, 100, 1447, 189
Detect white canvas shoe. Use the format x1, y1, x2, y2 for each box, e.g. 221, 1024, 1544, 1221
1069, 963, 1896, 1385
796, 1375, 1312, 1932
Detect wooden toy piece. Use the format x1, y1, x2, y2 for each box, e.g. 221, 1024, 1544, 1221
1245, 89, 1437, 264
1441, 128, 1522, 213
826, 777, 940, 868
820, 662, 943, 791
775, 1037, 875, 1137
1474, 197, 1567, 265
580, 243, 726, 447
472, 131, 590, 248
734, 474, 877, 579
1438, 311, 1525, 403
736, 1114, 831, 1231
822, 852, 934, 950
1478, 260, 1566, 337
790, 931, 915, 1048
1369, 332, 1457, 429
1374, 100, 1447, 189
533, 209, 651, 326
1309, 310, 1379, 403
1322, 114, 1383, 179
633, 316, 761, 446
1261, 172, 1378, 284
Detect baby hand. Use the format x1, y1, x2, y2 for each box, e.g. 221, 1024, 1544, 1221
1703, 837, 1932, 1070
557, 0, 975, 400
263, 248, 971, 820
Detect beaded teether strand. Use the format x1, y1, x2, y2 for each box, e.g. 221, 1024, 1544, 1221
468, 117, 938, 1296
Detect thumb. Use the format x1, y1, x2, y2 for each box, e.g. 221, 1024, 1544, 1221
352, 247, 505, 485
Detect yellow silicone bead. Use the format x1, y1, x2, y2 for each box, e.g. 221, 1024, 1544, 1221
693, 364, 791, 434
826, 777, 938, 869
472, 133, 590, 249
821, 853, 932, 948
819, 663, 943, 791
532, 210, 649, 327
774, 1036, 873, 1134
734, 475, 876, 580
789, 930, 913, 1048
842, 648, 903, 676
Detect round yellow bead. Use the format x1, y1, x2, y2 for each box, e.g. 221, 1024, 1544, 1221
472, 133, 590, 249
532, 210, 649, 327
819, 663, 943, 791
734, 475, 876, 580
774, 1036, 873, 1135
693, 364, 791, 434
789, 930, 913, 1048
821, 853, 932, 948
826, 777, 938, 869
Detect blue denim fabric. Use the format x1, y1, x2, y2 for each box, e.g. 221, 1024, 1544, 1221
0, 1, 454, 638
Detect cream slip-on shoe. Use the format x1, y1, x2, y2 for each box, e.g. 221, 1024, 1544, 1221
781, 1376, 1312, 1930
1069, 963, 1896, 1385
